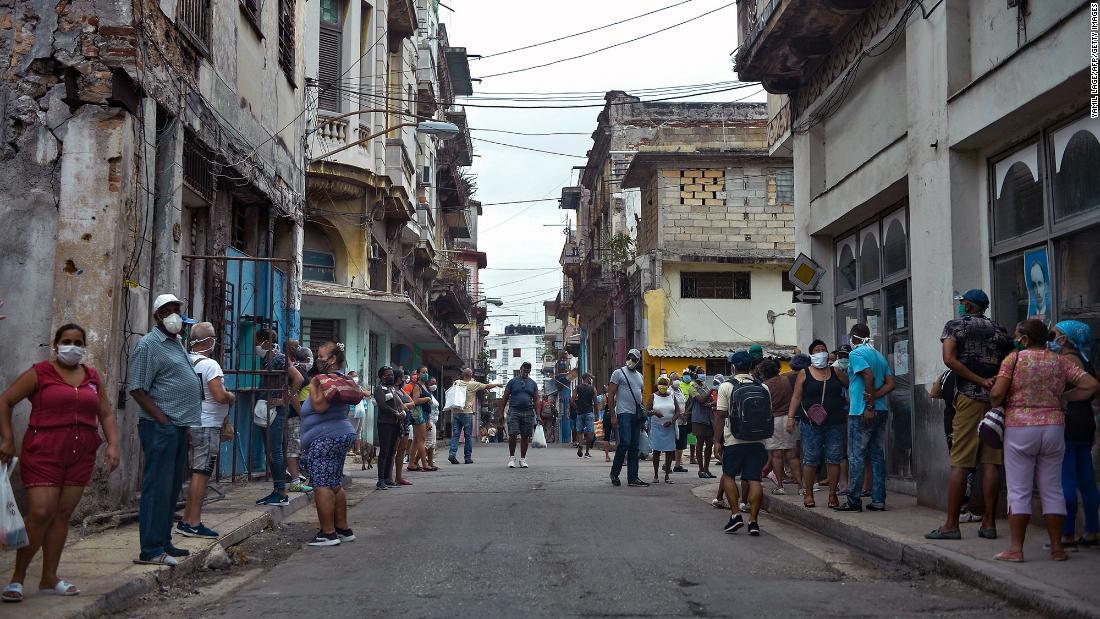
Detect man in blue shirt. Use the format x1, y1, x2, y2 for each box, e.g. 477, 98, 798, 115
835, 323, 894, 513
500, 361, 540, 468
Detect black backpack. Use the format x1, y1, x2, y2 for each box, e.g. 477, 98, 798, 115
728, 379, 773, 441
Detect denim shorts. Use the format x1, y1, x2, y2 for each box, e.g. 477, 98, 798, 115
575, 412, 595, 434
800, 420, 845, 466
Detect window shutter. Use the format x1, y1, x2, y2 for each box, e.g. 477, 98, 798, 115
278, 0, 295, 78
317, 27, 342, 112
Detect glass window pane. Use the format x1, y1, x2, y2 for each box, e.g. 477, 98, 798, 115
836, 236, 857, 295
837, 300, 858, 348
1051, 116, 1100, 221
860, 226, 881, 286
993, 253, 1032, 328
993, 142, 1044, 243
882, 211, 908, 277
886, 331, 913, 478
320, 0, 340, 23
885, 281, 908, 333
862, 293, 882, 345
1055, 224, 1100, 360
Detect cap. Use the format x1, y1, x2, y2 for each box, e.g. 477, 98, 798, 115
749, 344, 764, 359
954, 288, 990, 310
712, 373, 725, 384
728, 350, 753, 371
836, 344, 852, 355
152, 293, 182, 313
627, 348, 641, 360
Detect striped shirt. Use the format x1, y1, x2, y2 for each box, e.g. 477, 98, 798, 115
127, 329, 202, 426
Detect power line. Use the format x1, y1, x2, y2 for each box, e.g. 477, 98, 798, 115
481, 198, 563, 206
471, 137, 586, 158
476, 2, 738, 79
471, 128, 591, 136
478, 0, 697, 59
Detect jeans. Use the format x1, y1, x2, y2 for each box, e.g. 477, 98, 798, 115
377, 422, 400, 482
450, 413, 474, 461
847, 412, 887, 508
1062, 440, 1100, 536
138, 420, 188, 560
265, 405, 287, 491
610, 412, 642, 482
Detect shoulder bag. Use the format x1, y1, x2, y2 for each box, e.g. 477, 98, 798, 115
615, 368, 646, 417
803, 368, 829, 426
980, 353, 1017, 449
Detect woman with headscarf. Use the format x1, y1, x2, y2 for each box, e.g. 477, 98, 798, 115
647, 376, 681, 484
1051, 320, 1099, 549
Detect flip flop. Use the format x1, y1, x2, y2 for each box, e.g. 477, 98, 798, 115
994, 550, 1024, 563
40, 580, 80, 596
1051, 549, 1069, 562
803, 499, 816, 508
1, 583, 23, 603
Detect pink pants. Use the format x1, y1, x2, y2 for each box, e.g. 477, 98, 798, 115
1004, 425, 1066, 516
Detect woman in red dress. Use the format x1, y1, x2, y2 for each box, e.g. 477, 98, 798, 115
0, 324, 120, 602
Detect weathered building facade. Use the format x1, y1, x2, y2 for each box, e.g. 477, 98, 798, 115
736, 0, 1099, 503
1, 0, 306, 512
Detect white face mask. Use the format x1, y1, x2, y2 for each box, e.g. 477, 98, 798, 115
851, 335, 873, 348
430, 384, 438, 391
191, 336, 216, 355
56, 345, 86, 366
255, 345, 269, 358
625, 358, 638, 370
161, 313, 183, 335
810, 352, 829, 368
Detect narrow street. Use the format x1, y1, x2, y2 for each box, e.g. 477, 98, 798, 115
182, 445, 1018, 618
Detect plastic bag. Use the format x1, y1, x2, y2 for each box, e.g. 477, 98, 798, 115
531, 424, 547, 448
0, 460, 28, 550
638, 430, 652, 457
444, 383, 468, 413
252, 398, 273, 428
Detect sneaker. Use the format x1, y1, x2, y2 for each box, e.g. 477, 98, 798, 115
747, 521, 761, 536
384, 480, 399, 488
833, 502, 863, 513
519, 458, 529, 468
164, 545, 190, 558
738, 502, 750, 513
611, 477, 621, 487
724, 514, 744, 534
867, 504, 887, 512
578, 447, 584, 458
464, 459, 474, 464
307, 532, 340, 547
711, 498, 729, 509
376, 480, 388, 490
508, 456, 516, 468
256, 492, 289, 506
448, 455, 460, 465
628, 479, 650, 487
812, 482, 822, 492
176, 522, 219, 539
335, 527, 356, 542
288, 482, 313, 493
673, 466, 689, 473
584, 453, 592, 459
959, 508, 981, 523
134, 553, 178, 566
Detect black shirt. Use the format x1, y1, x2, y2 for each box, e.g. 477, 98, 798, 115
573, 384, 596, 414
1065, 353, 1096, 444
800, 368, 848, 426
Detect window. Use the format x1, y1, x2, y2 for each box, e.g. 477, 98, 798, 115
240, 0, 261, 34
178, 0, 211, 53
278, 0, 296, 80
303, 250, 336, 282
512, 348, 521, 358
681, 272, 750, 299
990, 115, 1100, 357
775, 168, 793, 204
488, 349, 497, 359
231, 202, 249, 252
302, 318, 340, 354
316, 0, 341, 111
512, 370, 520, 378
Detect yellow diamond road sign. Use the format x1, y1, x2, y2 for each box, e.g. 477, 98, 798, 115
787, 253, 824, 291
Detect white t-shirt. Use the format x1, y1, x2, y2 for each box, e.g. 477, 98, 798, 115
715, 374, 770, 446
190, 354, 229, 428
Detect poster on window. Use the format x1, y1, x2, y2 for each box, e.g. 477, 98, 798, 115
1024, 247, 1051, 323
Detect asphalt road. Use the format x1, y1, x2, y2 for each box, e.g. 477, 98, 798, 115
197, 443, 1019, 618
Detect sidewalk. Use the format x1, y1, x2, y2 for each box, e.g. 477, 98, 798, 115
0, 479, 315, 618
693, 482, 1099, 618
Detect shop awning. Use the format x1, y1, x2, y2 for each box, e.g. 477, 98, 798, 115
646, 342, 798, 360
302, 281, 462, 365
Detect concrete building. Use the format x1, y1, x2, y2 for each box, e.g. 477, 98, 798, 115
1, 0, 306, 511
735, 0, 1099, 503
299, 0, 481, 389
619, 104, 798, 390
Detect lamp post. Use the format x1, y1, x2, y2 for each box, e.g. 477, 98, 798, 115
311, 115, 460, 162
766, 308, 797, 344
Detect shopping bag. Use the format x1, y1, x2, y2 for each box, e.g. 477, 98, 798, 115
444, 383, 468, 412
252, 398, 274, 427
0, 460, 28, 550
531, 424, 547, 448
638, 430, 652, 457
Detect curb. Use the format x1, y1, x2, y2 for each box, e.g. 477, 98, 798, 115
760, 495, 1098, 619
71, 490, 314, 618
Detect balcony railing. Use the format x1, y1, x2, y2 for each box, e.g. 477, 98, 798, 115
318, 116, 349, 144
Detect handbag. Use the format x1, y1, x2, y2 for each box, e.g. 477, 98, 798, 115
317, 373, 365, 406
219, 415, 235, 442
980, 353, 1018, 449
804, 369, 830, 426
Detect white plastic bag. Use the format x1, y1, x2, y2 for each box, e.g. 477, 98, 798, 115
531, 424, 547, 449
444, 383, 468, 413
253, 398, 273, 427
638, 430, 652, 458
0, 460, 28, 550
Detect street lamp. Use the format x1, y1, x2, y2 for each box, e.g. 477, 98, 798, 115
477, 297, 504, 307
311, 113, 460, 162
766, 308, 797, 344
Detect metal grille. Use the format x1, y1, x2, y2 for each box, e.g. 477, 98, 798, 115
316, 27, 341, 111
178, 0, 211, 52
278, 0, 296, 78
182, 134, 215, 205
303, 319, 339, 355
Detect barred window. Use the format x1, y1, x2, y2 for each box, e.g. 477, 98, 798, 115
278, 0, 296, 80
681, 272, 751, 299
178, 0, 211, 53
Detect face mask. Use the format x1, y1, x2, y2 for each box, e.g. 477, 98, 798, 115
255, 345, 269, 358
852, 335, 873, 348
625, 358, 637, 370
657, 385, 669, 394
810, 352, 829, 368
57, 345, 86, 366
316, 358, 334, 373
1014, 339, 1026, 351
162, 313, 183, 335
956, 303, 968, 319
420, 374, 429, 384
296, 359, 314, 375
430, 384, 438, 391
382, 375, 394, 386
833, 358, 850, 371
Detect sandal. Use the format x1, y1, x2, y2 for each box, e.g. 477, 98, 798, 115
1051, 549, 1069, 562
424, 466, 438, 472
803, 498, 816, 508
2, 583, 23, 603
994, 550, 1024, 563
406, 466, 422, 472
40, 580, 80, 596
827, 494, 840, 509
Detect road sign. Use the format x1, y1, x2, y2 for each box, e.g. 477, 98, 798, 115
792, 289, 823, 304
787, 253, 825, 291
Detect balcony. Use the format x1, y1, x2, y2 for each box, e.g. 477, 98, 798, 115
317, 116, 349, 144
734, 0, 874, 94
443, 205, 473, 239
388, 0, 416, 37
560, 186, 582, 210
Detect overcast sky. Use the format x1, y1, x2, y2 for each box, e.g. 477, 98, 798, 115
441, 0, 763, 332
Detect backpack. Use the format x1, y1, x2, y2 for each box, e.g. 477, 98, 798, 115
728, 378, 773, 441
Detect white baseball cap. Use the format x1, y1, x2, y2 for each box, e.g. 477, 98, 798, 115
152, 293, 182, 313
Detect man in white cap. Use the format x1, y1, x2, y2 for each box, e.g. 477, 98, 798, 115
608, 348, 648, 487
128, 293, 201, 566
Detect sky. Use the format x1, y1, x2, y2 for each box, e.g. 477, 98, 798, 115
439, 0, 763, 332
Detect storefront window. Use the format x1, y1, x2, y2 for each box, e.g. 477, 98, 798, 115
1051, 116, 1100, 222
837, 236, 857, 295
882, 211, 907, 277
836, 300, 858, 348
1055, 226, 1100, 359
992, 142, 1044, 243
859, 226, 881, 286
992, 254, 1031, 328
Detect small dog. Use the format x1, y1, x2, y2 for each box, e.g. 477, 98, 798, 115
359, 442, 376, 470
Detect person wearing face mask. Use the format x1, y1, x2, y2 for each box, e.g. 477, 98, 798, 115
834, 323, 895, 513
176, 322, 235, 540
689, 371, 717, 479
647, 376, 681, 484
607, 349, 648, 487
285, 343, 314, 492
406, 367, 433, 472
252, 328, 304, 506
787, 340, 849, 509
127, 293, 203, 566
927, 289, 1013, 541
424, 377, 441, 470
0, 324, 120, 602
672, 371, 692, 472
374, 366, 405, 489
